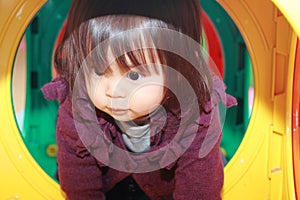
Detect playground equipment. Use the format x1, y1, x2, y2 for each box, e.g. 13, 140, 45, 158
0, 0, 299, 199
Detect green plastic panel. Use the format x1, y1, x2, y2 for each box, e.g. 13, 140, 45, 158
23, 0, 71, 180
202, 0, 253, 161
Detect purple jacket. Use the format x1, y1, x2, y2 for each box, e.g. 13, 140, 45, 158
42, 76, 237, 200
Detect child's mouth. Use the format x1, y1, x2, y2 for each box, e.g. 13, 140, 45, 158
109, 108, 129, 115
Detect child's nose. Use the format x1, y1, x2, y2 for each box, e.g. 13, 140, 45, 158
105, 76, 126, 98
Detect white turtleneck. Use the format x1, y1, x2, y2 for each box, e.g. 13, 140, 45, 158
118, 122, 151, 153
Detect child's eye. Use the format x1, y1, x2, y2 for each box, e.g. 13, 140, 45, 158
93, 68, 105, 76
127, 71, 142, 80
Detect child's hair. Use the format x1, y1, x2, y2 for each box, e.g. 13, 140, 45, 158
54, 0, 205, 79
60, 0, 203, 44
56, 15, 212, 121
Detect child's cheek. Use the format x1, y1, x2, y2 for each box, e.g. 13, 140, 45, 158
129, 85, 164, 115
88, 79, 107, 112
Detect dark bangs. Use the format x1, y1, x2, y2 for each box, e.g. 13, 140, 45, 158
80, 15, 170, 77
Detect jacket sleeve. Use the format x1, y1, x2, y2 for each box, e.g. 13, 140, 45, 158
56, 126, 105, 200
172, 114, 224, 200
173, 139, 224, 200
42, 77, 106, 200
173, 77, 236, 200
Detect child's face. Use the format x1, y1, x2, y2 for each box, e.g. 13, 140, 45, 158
85, 51, 165, 122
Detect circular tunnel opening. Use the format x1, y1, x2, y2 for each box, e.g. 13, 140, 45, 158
11, 0, 254, 182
